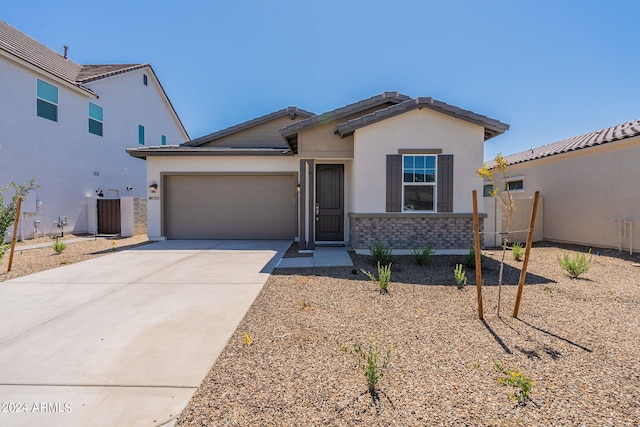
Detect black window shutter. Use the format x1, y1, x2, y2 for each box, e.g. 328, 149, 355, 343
386, 155, 402, 212
437, 154, 454, 212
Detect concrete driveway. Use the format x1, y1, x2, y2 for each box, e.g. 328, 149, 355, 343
0, 240, 290, 427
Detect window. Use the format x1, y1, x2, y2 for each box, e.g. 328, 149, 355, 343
483, 184, 495, 197
161, 135, 166, 145
138, 125, 145, 145
403, 155, 436, 211
505, 178, 524, 191
143, 74, 148, 86
36, 79, 58, 121
88, 103, 103, 136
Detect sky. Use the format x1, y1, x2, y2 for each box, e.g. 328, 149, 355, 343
2, 0, 639, 160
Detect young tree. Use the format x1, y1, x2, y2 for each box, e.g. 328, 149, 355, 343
477, 154, 515, 316
0, 179, 36, 259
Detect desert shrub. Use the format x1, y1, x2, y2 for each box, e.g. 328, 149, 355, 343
465, 246, 485, 268
558, 250, 592, 278
52, 239, 67, 254
412, 245, 434, 266
494, 362, 535, 405
362, 262, 392, 294
369, 243, 392, 265
454, 264, 467, 289
338, 335, 392, 396
512, 242, 524, 261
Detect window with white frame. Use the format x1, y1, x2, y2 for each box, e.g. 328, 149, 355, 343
36, 79, 58, 121
88, 103, 103, 136
403, 154, 436, 211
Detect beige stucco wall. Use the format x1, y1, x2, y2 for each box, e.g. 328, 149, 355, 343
298, 122, 354, 158
200, 115, 301, 149
351, 108, 486, 213
145, 156, 298, 238
498, 136, 640, 252
483, 196, 544, 247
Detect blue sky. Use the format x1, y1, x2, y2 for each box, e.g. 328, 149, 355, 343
3, 1, 639, 160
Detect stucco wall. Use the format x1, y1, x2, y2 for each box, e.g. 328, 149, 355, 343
298, 122, 354, 158
145, 156, 299, 238
0, 58, 186, 239
351, 108, 486, 213
499, 137, 640, 252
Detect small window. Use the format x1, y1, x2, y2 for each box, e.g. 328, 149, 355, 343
506, 179, 524, 191
138, 125, 145, 145
161, 135, 166, 145
36, 79, 58, 121
483, 184, 495, 197
143, 74, 148, 86
88, 103, 103, 136
403, 154, 436, 211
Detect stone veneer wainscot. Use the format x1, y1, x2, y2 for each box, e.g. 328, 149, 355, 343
348, 213, 485, 250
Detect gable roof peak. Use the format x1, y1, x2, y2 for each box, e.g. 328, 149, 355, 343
183, 106, 314, 147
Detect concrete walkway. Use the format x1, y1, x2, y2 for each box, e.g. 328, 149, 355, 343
0, 240, 290, 427
276, 246, 354, 268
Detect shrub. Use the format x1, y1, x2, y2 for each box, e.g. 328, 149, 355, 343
362, 262, 391, 294
412, 245, 434, 266
512, 242, 524, 261
454, 263, 467, 289
494, 362, 535, 405
465, 246, 484, 268
338, 335, 392, 396
52, 239, 66, 254
558, 250, 592, 279
0, 243, 9, 261
369, 243, 392, 266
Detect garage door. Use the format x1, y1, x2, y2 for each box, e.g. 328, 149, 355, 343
164, 174, 297, 239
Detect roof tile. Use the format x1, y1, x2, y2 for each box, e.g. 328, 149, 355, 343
495, 118, 640, 167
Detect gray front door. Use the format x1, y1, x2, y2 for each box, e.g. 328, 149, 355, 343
316, 164, 344, 241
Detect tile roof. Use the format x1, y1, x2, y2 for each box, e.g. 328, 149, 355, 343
76, 64, 148, 83
497, 118, 640, 167
0, 19, 83, 87
1, 20, 142, 89
336, 97, 510, 141
184, 107, 314, 147
1, 19, 188, 139
280, 91, 411, 138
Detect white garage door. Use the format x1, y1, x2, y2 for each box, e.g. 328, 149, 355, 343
164, 174, 297, 239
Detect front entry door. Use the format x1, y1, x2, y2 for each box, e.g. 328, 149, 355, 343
316, 164, 344, 241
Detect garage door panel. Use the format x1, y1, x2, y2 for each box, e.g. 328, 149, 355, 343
165, 175, 296, 239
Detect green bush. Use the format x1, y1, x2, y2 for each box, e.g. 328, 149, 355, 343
369, 243, 392, 265
52, 239, 67, 254
465, 246, 484, 268
512, 242, 524, 261
362, 262, 392, 294
338, 335, 392, 396
0, 243, 9, 261
558, 250, 592, 278
454, 263, 467, 289
412, 245, 434, 266
494, 362, 535, 405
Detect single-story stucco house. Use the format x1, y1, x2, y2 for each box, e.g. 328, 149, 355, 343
484, 118, 639, 253
127, 92, 509, 254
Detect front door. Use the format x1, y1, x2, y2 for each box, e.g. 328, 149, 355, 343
316, 164, 344, 241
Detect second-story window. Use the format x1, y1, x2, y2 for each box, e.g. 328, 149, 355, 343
36, 79, 58, 121
88, 103, 103, 136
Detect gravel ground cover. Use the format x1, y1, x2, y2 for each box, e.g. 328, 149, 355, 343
0, 234, 150, 282
177, 243, 640, 426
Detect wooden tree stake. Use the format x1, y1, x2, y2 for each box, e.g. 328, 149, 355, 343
472, 190, 483, 320
512, 190, 540, 318
7, 196, 22, 272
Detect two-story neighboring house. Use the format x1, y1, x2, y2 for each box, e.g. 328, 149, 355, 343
0, 20, 189, 239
